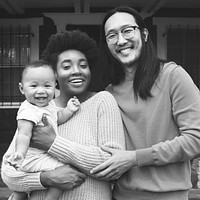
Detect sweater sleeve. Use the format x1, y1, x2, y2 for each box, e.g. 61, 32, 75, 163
48, 92, 125, 173
1, 130, 45, 192
137, 65, 200, 166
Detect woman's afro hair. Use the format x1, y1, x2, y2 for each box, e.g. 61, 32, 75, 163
41, 29, 98, 70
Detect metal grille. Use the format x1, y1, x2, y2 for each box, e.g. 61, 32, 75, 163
0, 25, 31, 108
167, 25, 200, 88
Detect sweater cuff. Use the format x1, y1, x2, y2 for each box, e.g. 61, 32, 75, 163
136, 147, 154, 166
27, 172, 45, 190
48, 136, 65, 159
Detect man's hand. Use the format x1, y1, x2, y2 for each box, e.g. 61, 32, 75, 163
31, 114, 56, 151
90, 146, 137, 180
41, 165, 87, 190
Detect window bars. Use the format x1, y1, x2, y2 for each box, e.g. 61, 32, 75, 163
0, 25, 31, 108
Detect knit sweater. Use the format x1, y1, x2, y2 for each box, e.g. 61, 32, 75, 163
107, 62, 200, 200
1, 91, 125, 200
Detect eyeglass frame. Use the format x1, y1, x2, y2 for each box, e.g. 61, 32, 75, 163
105, 25, 140, 45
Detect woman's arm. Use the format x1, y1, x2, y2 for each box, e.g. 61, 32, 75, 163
49, 92, 125, 173
32, 92, 125, 174
1, 130, 87, 192
1, 130, 44, 192
40, 165, 86, 190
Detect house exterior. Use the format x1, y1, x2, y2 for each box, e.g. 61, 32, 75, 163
0, 0, 200, 189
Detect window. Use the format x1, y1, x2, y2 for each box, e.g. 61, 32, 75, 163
0, 25, 32, 107
167, 26, 200, 87
153, 18, 200, 88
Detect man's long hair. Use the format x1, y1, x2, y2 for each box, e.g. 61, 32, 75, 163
98, 6, 164, 100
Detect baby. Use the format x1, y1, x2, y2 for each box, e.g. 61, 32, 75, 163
6, 60, 80, 200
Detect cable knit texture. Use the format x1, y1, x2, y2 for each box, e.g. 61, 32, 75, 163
1, 91, 125, 200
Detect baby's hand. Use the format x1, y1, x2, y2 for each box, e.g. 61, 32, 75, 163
67, 96, 80, 113
6, 152, 24, 169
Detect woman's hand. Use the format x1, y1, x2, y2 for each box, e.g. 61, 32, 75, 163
41, 165, 87, 190
90, 146, 137, 180
31, 114, 56, 151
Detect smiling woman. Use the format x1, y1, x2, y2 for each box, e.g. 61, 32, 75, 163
1, 30, 125, 200
56, 49, 91, 97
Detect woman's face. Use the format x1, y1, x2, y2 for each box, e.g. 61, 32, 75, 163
56, 49, 91, 97
104, 12, 144, 68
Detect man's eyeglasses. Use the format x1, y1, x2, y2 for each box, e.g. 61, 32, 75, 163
105, 26, 140, 45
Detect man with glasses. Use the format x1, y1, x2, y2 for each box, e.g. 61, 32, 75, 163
90, 6, 200, 200
105, 25, 141, 45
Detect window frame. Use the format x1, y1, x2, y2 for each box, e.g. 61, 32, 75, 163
0, 18, 43, 109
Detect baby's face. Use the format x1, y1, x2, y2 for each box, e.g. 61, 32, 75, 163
19, 66, 56, 107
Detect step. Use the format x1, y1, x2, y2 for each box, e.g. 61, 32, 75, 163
0, 187, 200, 199
189, 188, 200, 200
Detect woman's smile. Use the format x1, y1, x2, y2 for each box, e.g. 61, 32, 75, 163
69, 78, 84, 85
57, 49, 91, 97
